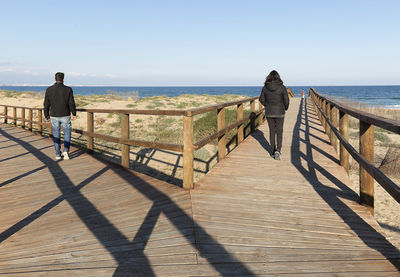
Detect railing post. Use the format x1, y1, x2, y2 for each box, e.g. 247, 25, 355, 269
183, 114, 194, 189
258, 101, 263, 126
28, 109, 33, 131
237, 103, 244, 144
121, 113, 130, 168
4, 106, 7, 124
250, 100, 256, 132
38, 110, 43, 135
339, 111, 349, 174
314, 94, 319, 119
217, 107, 226, 161
359, 120, 374, 215
319, 97, 322, 120
21, 108, 25, 129
87, 112, 94, 153
331, 106, 339, 152
326, 103, 331, 140
318, 97, 322, 121
13, 107, 17, 125
49, 115, 53, 137
321, 100, 326, 130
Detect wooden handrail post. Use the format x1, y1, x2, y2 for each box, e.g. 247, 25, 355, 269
87, 112, 94, 153
331, 106, 339, 152
13, 107, 16, 125
321, 100, 326, 130
4, 106, 7, 124
359, 120, 374, 215
38, 110, 43, 134
339, 111, 349, 174
258, 101, 263, 126
28, 109, 33, 131
49, 115, 53, 137
183, 114, 194, 189
21, 108, 25, 129
217, 107, 226, 161
121, 113, 130, 168
319, 97, 322, 120
250, 100, 256, 132
314, 94, 319, 119
237, 103, 244, 144
326, 103, 331, 140
317, 97, 322, 119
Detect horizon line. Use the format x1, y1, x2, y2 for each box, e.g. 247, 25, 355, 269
1, 84, 400, 87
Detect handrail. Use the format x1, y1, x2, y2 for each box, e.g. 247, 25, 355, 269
0, 96, 264, 189
185, 97, 258, 116
309, 88, 400, 215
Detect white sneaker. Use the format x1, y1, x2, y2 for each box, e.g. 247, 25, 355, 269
62, 152, 70, 160
56, 155, 62, 160
274, 151, 281, 160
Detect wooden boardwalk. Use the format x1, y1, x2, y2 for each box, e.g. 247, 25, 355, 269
0, 98, 399, 276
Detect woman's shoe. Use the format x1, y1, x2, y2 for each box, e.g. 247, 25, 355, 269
274, 151, 281, 160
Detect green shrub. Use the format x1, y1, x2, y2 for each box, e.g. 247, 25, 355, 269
375, 131, 391, 144
177, 102, 189, 109
195, 148, 211, 160
145, 100, 165, 109
193, 108, 247, 144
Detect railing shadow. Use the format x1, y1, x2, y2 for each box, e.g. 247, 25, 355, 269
291, 98, 400, 269
0, 145, 52, 164
379, 222, 400, 234
0, 124, 256, 276
84, 124, 249, 188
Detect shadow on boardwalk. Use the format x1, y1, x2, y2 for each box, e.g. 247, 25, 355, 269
292, 98, 400, 270
0, 126, 256, 276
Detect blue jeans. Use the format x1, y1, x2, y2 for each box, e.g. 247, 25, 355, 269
50, 116, 71, 156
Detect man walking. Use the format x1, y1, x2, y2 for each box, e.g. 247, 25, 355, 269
44, 72, 76, 160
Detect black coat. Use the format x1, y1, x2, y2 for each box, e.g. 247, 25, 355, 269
259, 82, 289, 118
44, 83, 76, 119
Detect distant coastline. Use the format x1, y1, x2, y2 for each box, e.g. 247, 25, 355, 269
1, 85, 399, 108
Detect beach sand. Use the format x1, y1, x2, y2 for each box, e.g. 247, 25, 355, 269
1, 90, 399, 250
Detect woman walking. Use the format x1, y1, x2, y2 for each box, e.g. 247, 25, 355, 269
259, 70, 289, 160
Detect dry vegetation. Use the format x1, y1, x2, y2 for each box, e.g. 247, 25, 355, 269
0, 89, 253, 185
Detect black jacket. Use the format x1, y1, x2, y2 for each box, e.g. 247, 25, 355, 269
44, 83, 76, 119
259, 82, 289, 118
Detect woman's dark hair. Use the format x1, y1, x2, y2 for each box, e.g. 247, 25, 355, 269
264, 70, 283, 86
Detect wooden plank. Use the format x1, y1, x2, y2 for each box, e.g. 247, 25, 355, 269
0, 98, 398, 275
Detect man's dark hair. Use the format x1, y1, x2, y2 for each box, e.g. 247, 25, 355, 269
55, 72, 64, 82
264, 70, 283, 86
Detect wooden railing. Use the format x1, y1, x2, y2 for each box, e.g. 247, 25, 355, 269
0, 97, 264, 189
310, 88, 400, 214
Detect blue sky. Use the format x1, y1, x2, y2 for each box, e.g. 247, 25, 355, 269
0, 0, 399, 86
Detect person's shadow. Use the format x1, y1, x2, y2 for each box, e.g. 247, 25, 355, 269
250, 129, 272, 155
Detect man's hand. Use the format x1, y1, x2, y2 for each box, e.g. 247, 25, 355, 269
45, 117, 50, 122
72, 116, 77, 121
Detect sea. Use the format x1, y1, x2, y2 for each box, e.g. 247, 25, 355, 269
1, 85, 399, 109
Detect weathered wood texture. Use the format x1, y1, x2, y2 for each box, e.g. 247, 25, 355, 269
310, 89, 400, 206
0, 98, 398, 275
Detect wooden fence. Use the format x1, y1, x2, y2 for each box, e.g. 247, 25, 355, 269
310, 88, 400, 214
0, 97, 264, 189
